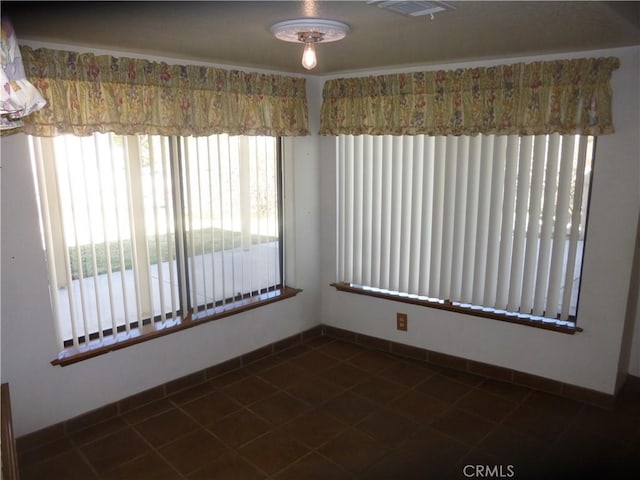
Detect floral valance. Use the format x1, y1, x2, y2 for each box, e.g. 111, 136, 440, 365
320, 57, 619, 136
11, 46, 309, 137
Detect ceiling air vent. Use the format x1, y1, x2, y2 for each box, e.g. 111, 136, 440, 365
368, 1, 454, 17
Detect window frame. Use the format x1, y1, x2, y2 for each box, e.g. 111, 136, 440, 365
333, 133, 595, 334
29, 133, 301, 366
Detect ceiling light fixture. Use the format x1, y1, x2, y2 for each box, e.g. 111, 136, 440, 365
270, 19, 350, 70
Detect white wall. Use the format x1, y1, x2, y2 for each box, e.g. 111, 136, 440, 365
1, 42, 638, 438
0, 49, 322, 437
320, 46, 640, 395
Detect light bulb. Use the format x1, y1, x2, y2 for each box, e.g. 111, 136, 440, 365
301, 41, 317, 70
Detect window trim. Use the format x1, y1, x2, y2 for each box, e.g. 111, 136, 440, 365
31, 132, 293, 365
331, 282, 580, 335
51, 286, 302, 366
334, 133, 595, 330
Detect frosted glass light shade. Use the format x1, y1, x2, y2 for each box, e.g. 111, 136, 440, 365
301, 42, 317, 70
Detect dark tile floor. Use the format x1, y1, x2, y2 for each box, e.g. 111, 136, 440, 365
18, 336, 640, 479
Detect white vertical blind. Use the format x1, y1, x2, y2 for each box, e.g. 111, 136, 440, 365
352, 136, 363, 286
507, 136, 533, 312
430, 136, 446, 299
362, 136, 373, 287
533, 133, 560, 316
398, 136, 413, 294
31, 132, 281, 348
520, 136, 547, 314
31, 133, 146, 346
440, 136, 457, 301
450, 136, 468, 302
370, 136, 383, 288
180, 135, 281, 312
337, 133, 593, 324
483, 136, 508, 308
389, 136, 403, 293
461, 135, 482, 304
379, 136, 393, 291
472, 135, 494, 307
408, 135, 425, 295
418, 136, 435, 296
495, 136, 520, 310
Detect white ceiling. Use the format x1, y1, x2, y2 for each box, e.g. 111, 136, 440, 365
4, 1, 640, 74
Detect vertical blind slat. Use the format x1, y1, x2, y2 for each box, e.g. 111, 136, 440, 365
472, 136, 493, 306
148, 136, 163, 320
462, 135, 482, 304
337, 137, 346, 282
484, 135, 507, 307
533, 133, 561, 316
508, 136, 533, 312
450, 135, 468, 302
409, 136, 425, 295
379, 136, 392, 290
352, 136, 363, 285
160, 137, 178, 318
124, 136, 144, 329
440, 136, 457, 300
95, 136, 118, 335
520, 135, 547, 314
362, 136, 373, 286
561, 136, 588, 320
418, 136, 435, 295
82, 138, 105, 340
31, 138, 65, 348
370, 136, 383, 287
389, 136, 403, 292
196, 138, 209, 307
495, 136, 520, 310
429, 136, 446, 299
111, 136, 133, 331
399, 136, 414, 294
215, 137, 227, 304
63, 137, 90, 342
344, 136, 354, 284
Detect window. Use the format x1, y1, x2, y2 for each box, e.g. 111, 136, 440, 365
335, 133, 594, 330
30, 132, 285, 352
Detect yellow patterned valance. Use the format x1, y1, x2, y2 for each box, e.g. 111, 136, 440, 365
12, 46, 309, 137
320, 57, 619, 136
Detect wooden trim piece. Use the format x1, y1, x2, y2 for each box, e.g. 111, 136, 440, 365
52, 287, 302, 367
19, 325, 320, 454
331, 282, 581, 334
301, 325, 323, 341
1, 383, 20, 480
18, 324, 622, 457
322, 325, 615, 409
621, 374, 640, 393
65, 403, 118, 434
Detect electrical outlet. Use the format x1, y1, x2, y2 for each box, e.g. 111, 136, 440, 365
397, 312, 408, 331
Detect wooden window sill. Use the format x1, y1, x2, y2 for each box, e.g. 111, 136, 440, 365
331, 282, 581, 335
52, 286, 302, 366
